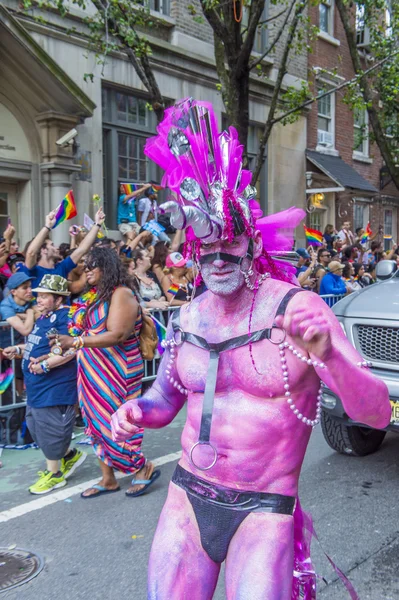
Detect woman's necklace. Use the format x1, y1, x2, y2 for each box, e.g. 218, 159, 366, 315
134, 271, 154, 286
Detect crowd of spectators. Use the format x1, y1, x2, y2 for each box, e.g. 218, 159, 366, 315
295, 220, 398, 296
0, 190, 194, 453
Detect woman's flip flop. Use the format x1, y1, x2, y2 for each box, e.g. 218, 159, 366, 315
81, 484, 121, 499
125, 469, 161, 497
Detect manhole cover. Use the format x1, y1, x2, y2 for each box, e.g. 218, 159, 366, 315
0, 548, 44, 592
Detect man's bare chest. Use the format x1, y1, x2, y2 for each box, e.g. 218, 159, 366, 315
176, 335, 311, 398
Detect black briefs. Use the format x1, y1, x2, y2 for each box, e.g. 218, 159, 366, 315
172, 464, 295, 564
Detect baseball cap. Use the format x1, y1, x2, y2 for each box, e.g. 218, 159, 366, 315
166, 252, 187, 268
32, 274, 70, 296
328, 260, 344, 274
7, 272, 34, 291
7, 252, 25, 267
296, 248, 310, 259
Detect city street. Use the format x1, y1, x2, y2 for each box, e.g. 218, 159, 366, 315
1, 409, 398, 600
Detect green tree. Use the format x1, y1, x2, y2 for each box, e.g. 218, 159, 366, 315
335, 0, 399, 190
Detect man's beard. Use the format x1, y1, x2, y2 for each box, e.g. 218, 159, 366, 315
200, 262, 247, 297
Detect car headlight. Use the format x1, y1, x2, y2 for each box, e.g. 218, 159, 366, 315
321, 392, 337, 410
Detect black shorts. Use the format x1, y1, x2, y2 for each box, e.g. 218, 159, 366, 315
26, 405, 75, 460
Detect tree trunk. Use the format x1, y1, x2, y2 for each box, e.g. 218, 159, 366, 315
225, 71, 250, 154
335, 0, 399, 190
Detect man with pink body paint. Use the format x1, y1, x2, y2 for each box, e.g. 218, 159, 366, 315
111, 99, 391, 599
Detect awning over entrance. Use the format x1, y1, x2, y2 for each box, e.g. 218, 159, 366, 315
0, 5, 95, 118
306, 150, 378, 194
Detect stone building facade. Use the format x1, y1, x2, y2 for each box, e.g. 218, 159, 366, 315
306, 1, 399, 249
0, 0, 308, 244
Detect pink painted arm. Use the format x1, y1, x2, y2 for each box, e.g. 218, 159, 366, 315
276, 292, 391, 430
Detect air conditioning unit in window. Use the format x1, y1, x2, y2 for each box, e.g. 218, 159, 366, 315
317, 130, 333, 147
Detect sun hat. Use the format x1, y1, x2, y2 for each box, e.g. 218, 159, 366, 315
166, 252, 187, 268
328, 260, 345, 274
32, 274, 70, 296
6, 272, 34, 291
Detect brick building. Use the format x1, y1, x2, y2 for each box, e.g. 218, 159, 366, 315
305, 1, 399, 250
0, 0, 308, 244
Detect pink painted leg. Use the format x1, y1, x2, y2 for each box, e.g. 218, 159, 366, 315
148, 482, 221, 600
225, 512, 294, 600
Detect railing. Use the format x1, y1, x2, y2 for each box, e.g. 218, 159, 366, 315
320, 294, 346, 308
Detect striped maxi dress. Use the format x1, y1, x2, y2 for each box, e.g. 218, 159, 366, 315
77, 299, 146, 473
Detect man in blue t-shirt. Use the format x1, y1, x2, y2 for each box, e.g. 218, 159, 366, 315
22, 207, 106, 291
118, 183, 151, 236
3, 274, 87, 495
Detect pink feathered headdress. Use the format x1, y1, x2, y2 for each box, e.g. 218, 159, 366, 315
144, 98, 304, 281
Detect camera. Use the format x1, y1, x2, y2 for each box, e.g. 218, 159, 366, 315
56, 128, 78, 147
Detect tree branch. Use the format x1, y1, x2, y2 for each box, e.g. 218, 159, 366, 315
199, 0, 230, 50
335, 0, 399, 190
236, 0, 266, 75
251, 0, 307, 184
270, 50, 399, 126
249, 0, 297, 70
241, 7, 289, 36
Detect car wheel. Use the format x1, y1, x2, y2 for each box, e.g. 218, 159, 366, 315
321, 410, 386, 456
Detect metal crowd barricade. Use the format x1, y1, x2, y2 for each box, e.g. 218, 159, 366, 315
142, 306, 178, 385
0, 307, 180, 414
320, 294, 346, 308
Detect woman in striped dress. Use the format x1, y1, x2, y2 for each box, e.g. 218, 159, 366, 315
52, 247, 160, 498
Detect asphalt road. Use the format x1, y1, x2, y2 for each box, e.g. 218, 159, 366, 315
1, 409, 399, 600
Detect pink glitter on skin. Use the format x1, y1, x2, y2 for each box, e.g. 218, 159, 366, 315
112, 229, 391, 600
111, 98, 390, 599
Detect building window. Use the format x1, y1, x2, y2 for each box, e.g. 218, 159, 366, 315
384, 208, 394, 251
354, 109, 369, 156
309, 211, 323, 233
317, 91, 334, 148
149, 0, 170, 15
354, 203, 369, 232
319, 0, 333, 35
116, 93, 148, 126
118, 133, 148, 181
0, 194, 9, 234
102, 87, 158, 227
242, 3, 268, 54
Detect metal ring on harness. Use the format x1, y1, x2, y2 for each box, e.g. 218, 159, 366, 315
173, 326, 185, 346
269, 326, 286, 345
189, 441, 218, 471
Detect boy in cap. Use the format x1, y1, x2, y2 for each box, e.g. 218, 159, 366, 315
3, 274, 86, 494
0, 272, 35, 337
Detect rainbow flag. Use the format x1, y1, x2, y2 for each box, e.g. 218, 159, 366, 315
0, 367, 14, 395
53, 190, 77, 228
168, 283, 180, 296
361, 223, 373, 244
151, 315, 167, 355
303, 225, 323, 246
122, 182, 163, 196
121, 183, 143, 195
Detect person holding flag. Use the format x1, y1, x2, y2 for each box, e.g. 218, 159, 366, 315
23, 195, 105, 291
118, 182, 151, 236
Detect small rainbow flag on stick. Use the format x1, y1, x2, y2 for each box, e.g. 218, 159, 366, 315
53, 190, 77, 229
361, 223, 373, 243
121, 183, 143, 195
303, 225, 323, 246
122, 182, 163, 196
151, 315, 167, 355
0, 367, 14, 394
168, 283, 180, 297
